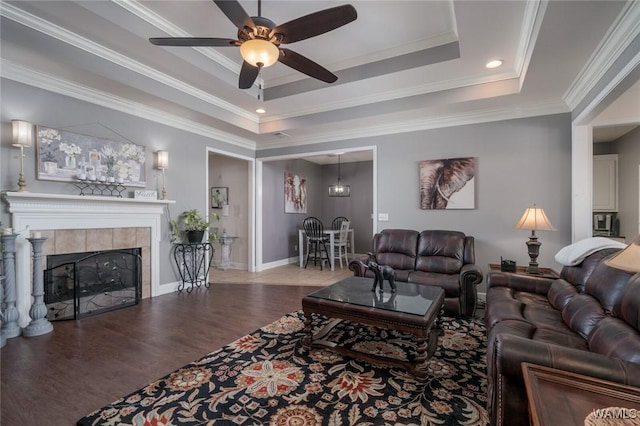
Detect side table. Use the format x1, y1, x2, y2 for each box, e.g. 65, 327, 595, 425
522, 363, 640, 426
488, 263, 560, 279
173, 242, 214, 292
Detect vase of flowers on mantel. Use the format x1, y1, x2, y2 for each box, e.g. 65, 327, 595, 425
60, 142, 81, 170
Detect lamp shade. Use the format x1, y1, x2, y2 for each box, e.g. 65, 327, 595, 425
605, 234, 640, 272
514, 205, 557, 231
156, 150, 169, 170
11, 120, 33, 148
240, 39, 279, 67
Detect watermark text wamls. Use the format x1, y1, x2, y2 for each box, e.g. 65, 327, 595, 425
591, 407, 638, 419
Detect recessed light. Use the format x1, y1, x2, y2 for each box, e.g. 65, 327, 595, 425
256, 108, 266, 114
486, 59, 503, 69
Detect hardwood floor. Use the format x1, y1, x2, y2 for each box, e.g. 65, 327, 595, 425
1, 263, 348, 425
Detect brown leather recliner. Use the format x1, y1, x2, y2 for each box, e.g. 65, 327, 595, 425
349, 229, 483, 316
485, 248, 640, 426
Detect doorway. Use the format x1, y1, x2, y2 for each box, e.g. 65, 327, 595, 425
207, 149, 255, 271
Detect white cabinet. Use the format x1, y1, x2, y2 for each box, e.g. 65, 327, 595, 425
593, 154, 618, 212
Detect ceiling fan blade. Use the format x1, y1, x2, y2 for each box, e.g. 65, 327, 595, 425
278, 48, 337, 83
149, 37, 237, 47
274, 4, 357, 44
213, 0, 256, 31
239, 61, 260, 89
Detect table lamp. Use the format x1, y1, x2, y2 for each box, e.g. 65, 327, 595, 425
514, 204, 557, 274
605, 234, 640, 273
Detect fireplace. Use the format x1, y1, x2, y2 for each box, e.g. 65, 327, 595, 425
45, 248, 142, 320
3, 192, 173, 329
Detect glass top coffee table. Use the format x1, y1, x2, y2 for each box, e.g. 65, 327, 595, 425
302, 276, 445, 380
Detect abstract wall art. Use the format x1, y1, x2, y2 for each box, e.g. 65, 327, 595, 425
284, 172, 307, 213
419, 157, 476, 209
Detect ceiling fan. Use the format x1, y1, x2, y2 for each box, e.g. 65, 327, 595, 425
149, 0, 357, 89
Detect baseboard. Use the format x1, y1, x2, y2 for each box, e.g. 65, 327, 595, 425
257, 257, 298, 271
158, 281, 180, 295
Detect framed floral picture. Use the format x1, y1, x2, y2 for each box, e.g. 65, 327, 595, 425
36, 126, 146, 187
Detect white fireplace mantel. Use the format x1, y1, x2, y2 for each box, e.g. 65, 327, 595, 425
2, 192, 174, 328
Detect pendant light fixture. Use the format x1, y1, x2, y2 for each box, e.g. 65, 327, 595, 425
328, 154, 350, 197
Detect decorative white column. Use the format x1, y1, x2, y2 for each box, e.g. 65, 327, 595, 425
1, 233, 21, 338
23, 237, 53, 337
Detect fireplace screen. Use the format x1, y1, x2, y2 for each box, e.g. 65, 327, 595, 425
44, 248, 141, 321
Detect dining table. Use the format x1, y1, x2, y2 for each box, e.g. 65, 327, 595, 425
298, 228, 355, 271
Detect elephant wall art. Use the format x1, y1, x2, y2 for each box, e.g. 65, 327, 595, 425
419, 157, 476, 209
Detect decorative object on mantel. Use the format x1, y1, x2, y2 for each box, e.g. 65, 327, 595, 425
171, 209, 220, 244
1, 232, 21, 339
36, 125, 146, 187
75, 180, 127, 197
514, 204, 557, 275
11, 120, 33, 192
23, 235, 53, 337
156, 150, 169, 200
134, 190, 158, 200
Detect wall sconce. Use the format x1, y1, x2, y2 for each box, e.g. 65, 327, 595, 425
155, 150, 169, 200
11, 120, 33, 192
514, 204, 557, 274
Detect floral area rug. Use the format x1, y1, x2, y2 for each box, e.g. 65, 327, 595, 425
77, 312, 488, 425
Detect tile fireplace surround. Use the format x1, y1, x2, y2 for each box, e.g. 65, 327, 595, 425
3, 192, 174, 328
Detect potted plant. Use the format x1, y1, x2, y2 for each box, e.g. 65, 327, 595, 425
171, 209, 219, 243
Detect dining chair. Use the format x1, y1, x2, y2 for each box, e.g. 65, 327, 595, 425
331, 216, 348, 230
302, 217, 330, 270
332, 220, 350, 269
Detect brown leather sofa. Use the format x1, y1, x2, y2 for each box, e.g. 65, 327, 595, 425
485, 248, 640, 426
348, 229, 483, 316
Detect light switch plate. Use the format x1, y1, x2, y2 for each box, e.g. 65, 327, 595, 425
378, 213, 389, 221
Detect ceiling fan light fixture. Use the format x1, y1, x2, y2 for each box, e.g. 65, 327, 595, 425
240, 39, 279, 67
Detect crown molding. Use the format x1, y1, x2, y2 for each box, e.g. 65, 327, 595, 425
564, 1, 640, 109
515, 0, 547, 90
259, 70, 519, 124
1, 60, 257, 150
258, 101, 570, 150
0, 2, 256, 124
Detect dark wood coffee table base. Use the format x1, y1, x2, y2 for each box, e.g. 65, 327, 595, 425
302, 289, 444, 380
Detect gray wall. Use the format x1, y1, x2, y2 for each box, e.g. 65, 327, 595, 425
260, 113, 573, 290
613, 127, 640, 240
260, 159, 374, 263
261, 158, 323, 263
1, 79, 254, 285
321, 161, 374, 253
